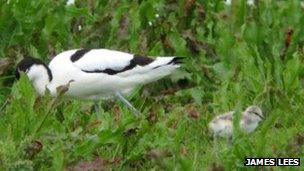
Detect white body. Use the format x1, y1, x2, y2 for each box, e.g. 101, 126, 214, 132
28, 49, 180, 100
224, 0, 254, 6
66, 0, 75, 5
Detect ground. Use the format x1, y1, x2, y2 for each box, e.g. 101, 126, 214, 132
0, 0, 303, 170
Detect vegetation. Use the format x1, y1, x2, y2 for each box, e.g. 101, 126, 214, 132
0, 0, 304, 170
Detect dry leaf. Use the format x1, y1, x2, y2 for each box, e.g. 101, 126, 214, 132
123, 128, 138, 137
84, 120, 102, 133
161, 87, 179, 95
171, 121, 178, 129
281, 27, 294, 60
26, 140, 43, 159
109, 157, 122, 165
183, 0, 196, 17
182, 30, 217, 58
210, 163, 225, 171
285, 28, 294, 49
147, 149, 171, 159
274, 122, 283, 128
67, 157, 108, 171
56, 80, 74, 96
180, 146, 188, 156
0, 58, 11, 75
296, 133, 304, 146
196, 2, 206, 19
160, 34, 172, 49
146, 111, 158, 124
48, 43, 57, 58
118, 13, 129, 38
113, 105, 121, 121
186, 105, 200, 119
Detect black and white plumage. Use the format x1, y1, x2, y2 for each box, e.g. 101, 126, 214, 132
16, 49, 183, 108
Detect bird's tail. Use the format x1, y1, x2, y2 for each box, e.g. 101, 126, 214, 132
142, 56, 185, 79
168, 57, 185, 65
118, 56, 185, 88
149, 56, 185, 69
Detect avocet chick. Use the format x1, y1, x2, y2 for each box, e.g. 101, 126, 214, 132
209, 106, 264, 138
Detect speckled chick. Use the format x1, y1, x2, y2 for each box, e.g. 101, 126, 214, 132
209, 106, 264, 138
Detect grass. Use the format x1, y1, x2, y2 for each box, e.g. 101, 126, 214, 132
0, 0, 304, 170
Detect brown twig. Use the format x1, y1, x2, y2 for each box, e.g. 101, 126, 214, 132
281, 27, 294, 61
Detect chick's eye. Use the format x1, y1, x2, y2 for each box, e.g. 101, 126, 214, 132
253, 112, 263, 119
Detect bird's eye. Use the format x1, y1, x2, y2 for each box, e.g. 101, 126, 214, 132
252, 112, 264, 119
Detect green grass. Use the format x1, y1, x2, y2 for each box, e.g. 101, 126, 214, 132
0, 0, 304, 170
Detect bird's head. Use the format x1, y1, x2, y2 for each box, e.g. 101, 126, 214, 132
15, 57, 52, 81
244, 105, 264, 122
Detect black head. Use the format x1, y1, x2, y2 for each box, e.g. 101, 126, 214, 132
15, 57, 52, 81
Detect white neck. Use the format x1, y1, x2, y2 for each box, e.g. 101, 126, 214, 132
27, 65, 51, 95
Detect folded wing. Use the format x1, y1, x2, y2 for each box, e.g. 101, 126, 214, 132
70, 49, 182, 76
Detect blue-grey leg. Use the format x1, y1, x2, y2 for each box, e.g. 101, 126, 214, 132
94, 101, 101, 115
227, 135, 233, 146
0, 99, 8, 114
213, 134, 219, 159
115, 91, 140, 116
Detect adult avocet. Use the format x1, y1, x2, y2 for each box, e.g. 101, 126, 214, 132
15, 49, 183, 115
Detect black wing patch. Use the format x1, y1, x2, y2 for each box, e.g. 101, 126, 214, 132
71, 49, 91, 62
133, 54, 154, 66
82, 54, 154, 75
